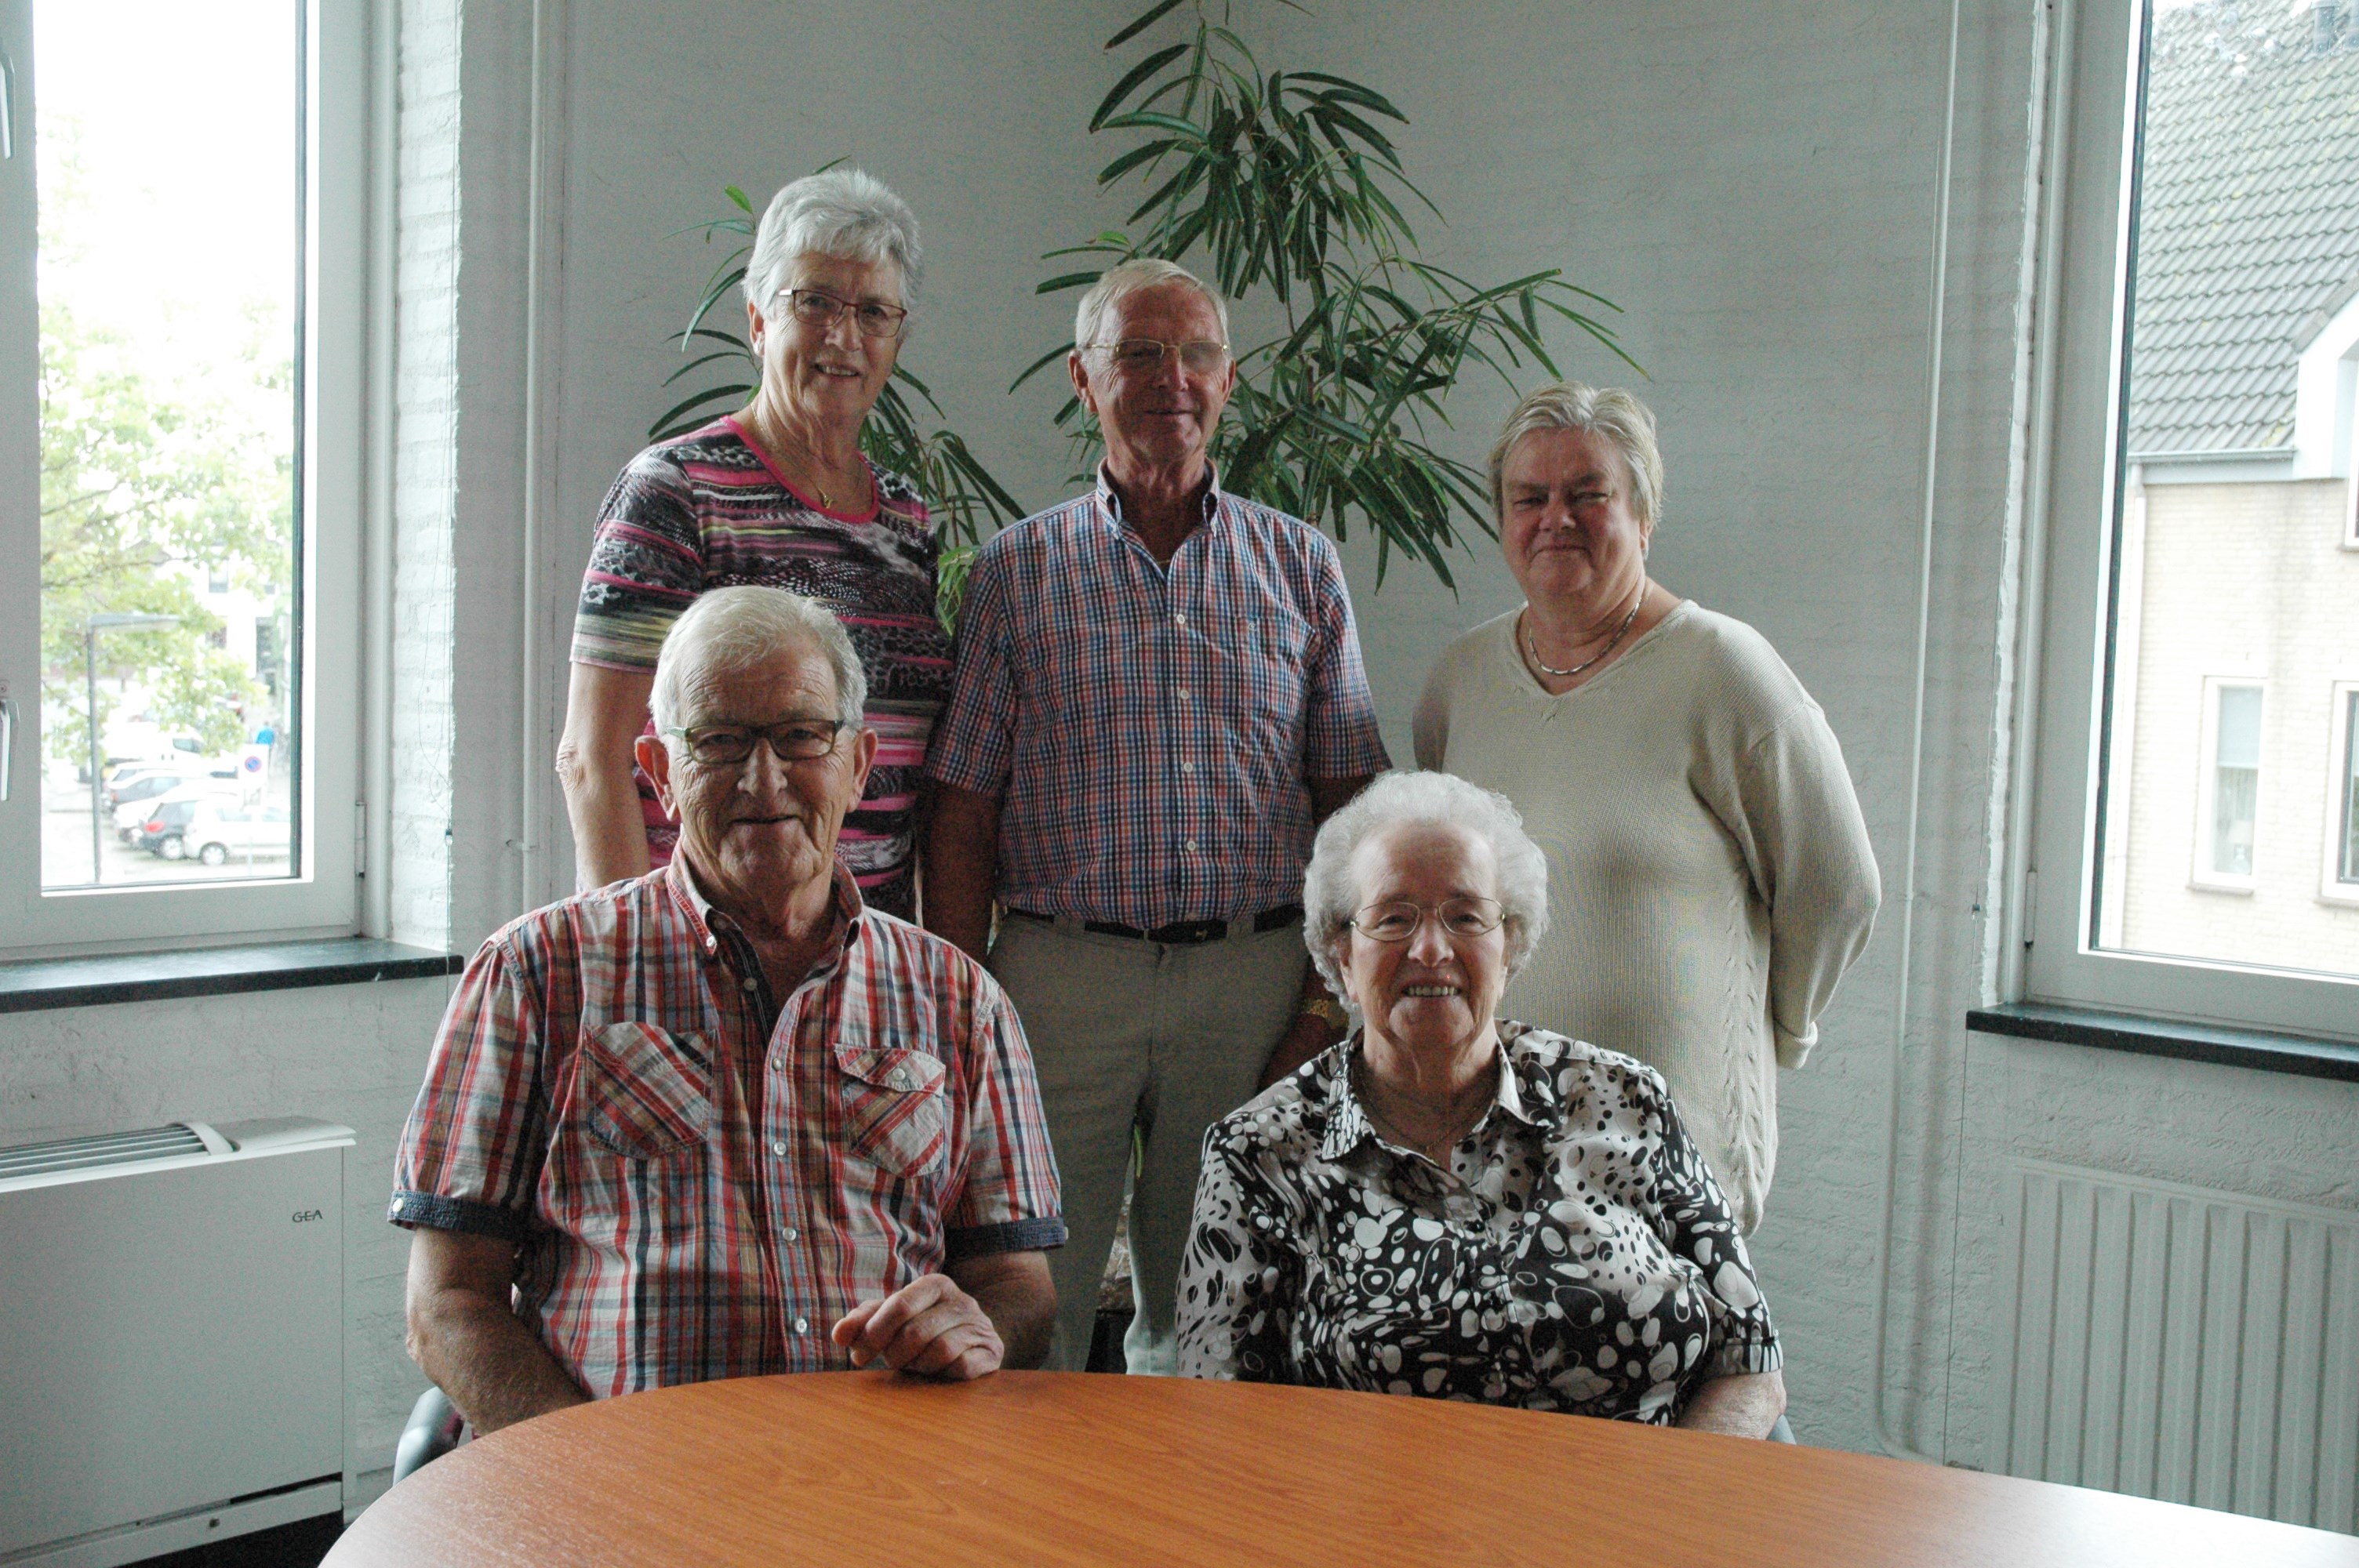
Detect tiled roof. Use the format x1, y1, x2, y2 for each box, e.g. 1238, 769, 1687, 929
2125, 5, 2359, 456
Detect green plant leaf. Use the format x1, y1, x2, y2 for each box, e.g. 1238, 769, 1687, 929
1104, 0, 1187, 51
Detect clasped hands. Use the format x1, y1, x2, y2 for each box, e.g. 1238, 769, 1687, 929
831, 1272, 1003, 1381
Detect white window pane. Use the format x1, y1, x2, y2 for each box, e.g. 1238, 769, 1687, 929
2089, 3, 2358, 979
2342, 692, 2359, 885
35, 0, 300, 891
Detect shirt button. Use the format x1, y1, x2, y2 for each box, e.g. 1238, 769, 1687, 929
1184, 838, 1198, 851
1175, 688, 1190, 702
741, 976, 758, 993
794, 1316, 809, 1334
1180, 760, 1195, 775
772, 1140, 787, 1156
1174, 612, 1187, 627
771, 1054, 782, 1072
783, 1226, 799, 1242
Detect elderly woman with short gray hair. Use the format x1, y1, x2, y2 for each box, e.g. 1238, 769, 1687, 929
1413, 383, 1881, 1235
561, 167, 947, 919
1175, 770, 1786, 1436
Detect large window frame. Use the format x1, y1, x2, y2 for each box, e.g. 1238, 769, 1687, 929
0, 0, 366, 957
2011, 0, 2359, 1040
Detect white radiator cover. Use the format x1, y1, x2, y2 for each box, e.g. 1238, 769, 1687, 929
2001, 1158, 2359, 1534
0, 1117, 351, 1565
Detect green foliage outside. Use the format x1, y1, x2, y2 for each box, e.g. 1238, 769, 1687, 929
38, 300, 289, 764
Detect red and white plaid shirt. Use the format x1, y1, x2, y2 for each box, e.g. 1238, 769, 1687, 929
390, 861, 1063, 1399
927, 467, 1391, 929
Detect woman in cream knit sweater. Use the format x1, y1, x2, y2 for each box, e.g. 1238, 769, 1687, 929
1412, 383, 1881, 1233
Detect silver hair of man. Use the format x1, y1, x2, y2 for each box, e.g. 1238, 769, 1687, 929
1071, 257, 1231, 354
649, 586, 869, 739
1301, 770, 1553, 1024
1488, 382, 1667, 532
743, 168, 923, 321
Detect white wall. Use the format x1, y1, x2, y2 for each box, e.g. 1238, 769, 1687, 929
9, 0, 2357, 1507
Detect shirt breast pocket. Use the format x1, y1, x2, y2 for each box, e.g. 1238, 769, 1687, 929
580, 1022, 712, 1160
836, 1045, 949, 1180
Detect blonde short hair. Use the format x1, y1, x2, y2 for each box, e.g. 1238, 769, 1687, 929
1488, 382, 1665, 531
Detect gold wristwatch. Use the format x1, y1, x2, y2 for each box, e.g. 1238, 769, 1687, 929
1299, 996, 1350, 1032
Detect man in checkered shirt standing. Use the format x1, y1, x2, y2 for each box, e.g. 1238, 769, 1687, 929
393, 587, 1063, 1432
926, 259, 1389, 1374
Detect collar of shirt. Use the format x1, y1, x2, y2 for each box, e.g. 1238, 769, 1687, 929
661, 854, 867, 994
1092, 460, 1229, 542
1317, 1030, 1548, 1164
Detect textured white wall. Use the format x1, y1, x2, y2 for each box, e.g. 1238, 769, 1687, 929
11, 0, 2357, 1515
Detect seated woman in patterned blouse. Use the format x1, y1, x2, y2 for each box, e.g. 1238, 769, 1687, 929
1174, 771, 1787, 1436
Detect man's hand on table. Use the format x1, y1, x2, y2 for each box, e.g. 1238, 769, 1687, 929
833, 1272, 1005, 1380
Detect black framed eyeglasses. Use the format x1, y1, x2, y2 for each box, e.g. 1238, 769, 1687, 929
1090, 338, 1230, 375
1349, 897, 1506, 943
664, 718, 849, 767
776, 287, 909, 340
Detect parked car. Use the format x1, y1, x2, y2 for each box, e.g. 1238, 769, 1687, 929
129, 782, 243, 859
104, 768, 231, 814
130, 796, 207, 859
178, 801, 293, 867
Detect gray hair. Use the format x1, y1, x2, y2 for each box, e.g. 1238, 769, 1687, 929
1488, 382, 1666, 532
650, 586, 868, 737
1072, 257, 1230, 354
1302, 771, 1552, 1023
743, 168, 923, 320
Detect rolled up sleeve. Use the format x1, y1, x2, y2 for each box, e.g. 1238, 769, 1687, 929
389, 937, 552, 1241
943, 985, 1066, 1261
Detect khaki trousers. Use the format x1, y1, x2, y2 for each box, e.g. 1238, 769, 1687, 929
987, 913, 1307, 1374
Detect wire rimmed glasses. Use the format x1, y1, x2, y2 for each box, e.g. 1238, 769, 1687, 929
776, 287, 910, 340
1349, 896, 1506, 943
1089, 338, 1231, 375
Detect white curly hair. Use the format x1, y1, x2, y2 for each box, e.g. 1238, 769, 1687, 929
1301, 770, 1552, 1023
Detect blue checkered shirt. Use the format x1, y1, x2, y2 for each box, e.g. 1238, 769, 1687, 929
928, 468, 1390, 930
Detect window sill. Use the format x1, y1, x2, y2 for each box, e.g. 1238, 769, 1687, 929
0, 938, 462, 1015
1968, 1002, 2359, 1083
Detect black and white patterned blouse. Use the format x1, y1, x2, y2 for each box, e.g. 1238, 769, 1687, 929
1175, 1022, 1779, 1423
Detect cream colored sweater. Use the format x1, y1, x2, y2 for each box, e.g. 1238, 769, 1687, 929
1413, 601, 1880, 1232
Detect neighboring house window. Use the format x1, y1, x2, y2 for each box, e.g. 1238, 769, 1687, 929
2193, 681, 2262, 889
2328, 684, 2359, 903
2021, 0, 2358, 1031
0, 2, 367, 953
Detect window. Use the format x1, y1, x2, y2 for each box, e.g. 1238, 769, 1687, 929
2191, 680, 2262, 890
2016, 0, 2359, 1037
2327, 683, 2359, 904
0, 0, 365, 954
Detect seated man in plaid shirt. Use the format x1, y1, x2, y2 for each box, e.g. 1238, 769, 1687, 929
392, 586, 1063, 1433
926, 259, 1389, 1374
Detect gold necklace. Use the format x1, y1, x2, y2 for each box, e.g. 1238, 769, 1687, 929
1522, 579, 1645, 681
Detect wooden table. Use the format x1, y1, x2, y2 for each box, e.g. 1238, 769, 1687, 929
330, 1372, 2359, 1566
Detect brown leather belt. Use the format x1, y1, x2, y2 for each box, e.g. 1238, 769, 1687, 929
1006, 902, 1304, 946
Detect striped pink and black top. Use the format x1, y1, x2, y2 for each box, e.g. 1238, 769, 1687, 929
571, 416, 949, 919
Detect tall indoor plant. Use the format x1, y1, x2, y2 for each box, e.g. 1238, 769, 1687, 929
1018, 0, 1636, 587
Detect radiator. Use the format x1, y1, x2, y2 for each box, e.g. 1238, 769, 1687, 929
0, 1118, 351, 1568
2000, 1158, 2359, 1534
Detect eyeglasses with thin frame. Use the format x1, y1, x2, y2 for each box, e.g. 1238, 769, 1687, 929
1350, 896, 1507, 943
775, 287, 910, 340
663, 717, 849, 768
1089, 338, 1231, 376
